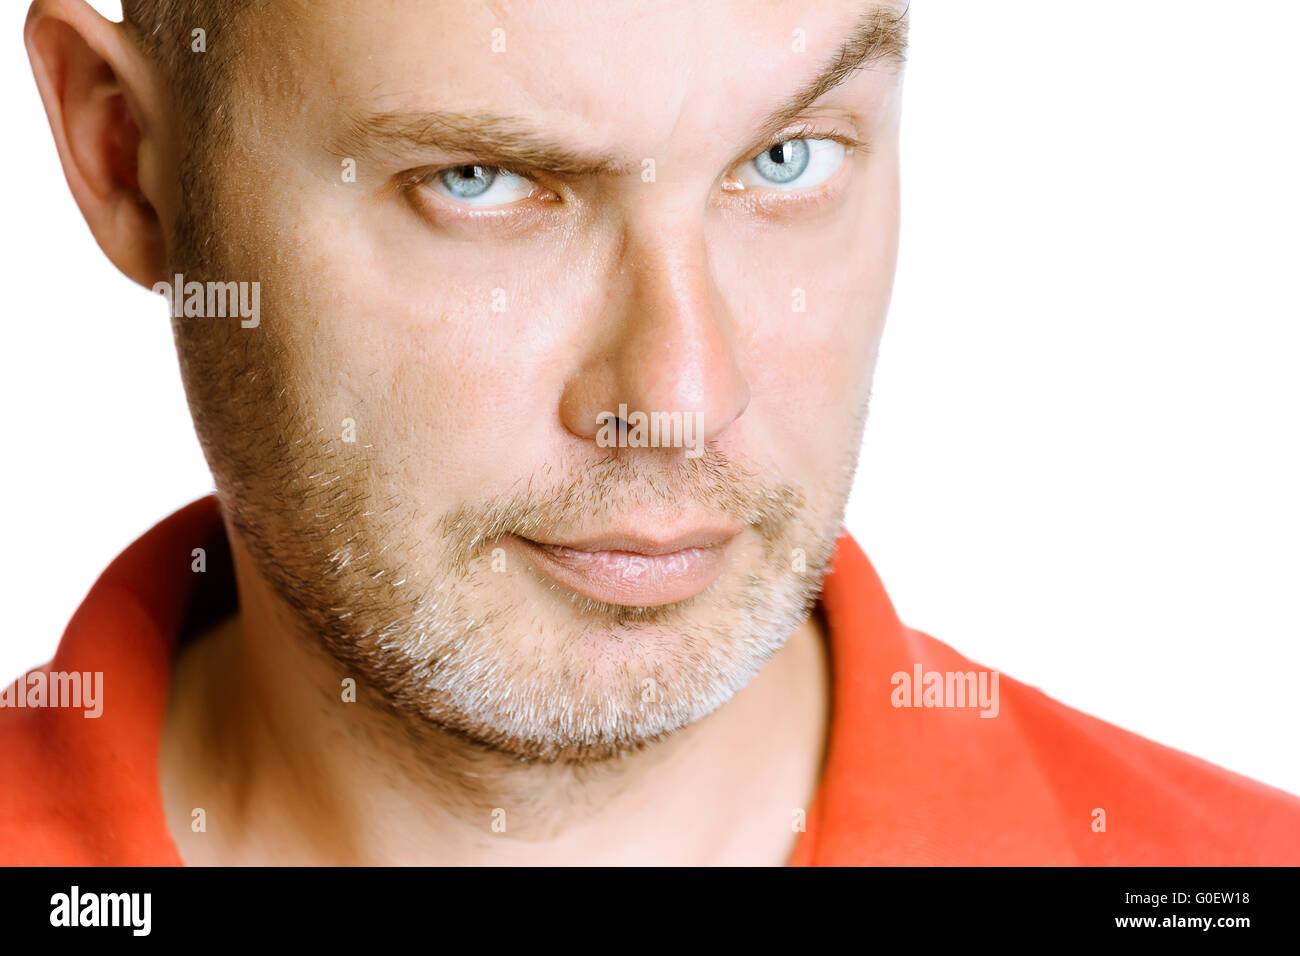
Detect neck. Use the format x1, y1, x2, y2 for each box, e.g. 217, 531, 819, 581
159, 536, 831, 865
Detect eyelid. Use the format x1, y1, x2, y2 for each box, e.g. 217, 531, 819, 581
399, 164, 560, 225
720, 122, 865, 203
398, 163, 561, 234
401, 163, 537, 191
747, 122, 870, 162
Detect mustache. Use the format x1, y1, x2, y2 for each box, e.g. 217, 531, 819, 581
439, 452, 805, 574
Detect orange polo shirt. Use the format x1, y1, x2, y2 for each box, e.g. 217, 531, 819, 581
2, 495, 1297, 865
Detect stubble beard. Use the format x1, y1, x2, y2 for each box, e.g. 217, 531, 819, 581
213, 442, 848, 763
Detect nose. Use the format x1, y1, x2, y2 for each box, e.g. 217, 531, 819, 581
559, 225, 750, 456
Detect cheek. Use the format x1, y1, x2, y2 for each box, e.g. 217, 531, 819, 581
255, 219, 591, 507
717, 171, 898, 473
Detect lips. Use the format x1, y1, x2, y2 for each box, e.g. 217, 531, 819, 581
511, 526, 740, 607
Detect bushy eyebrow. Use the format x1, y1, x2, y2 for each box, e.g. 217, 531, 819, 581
331, 2, 908, 175
333, 110, 635, 176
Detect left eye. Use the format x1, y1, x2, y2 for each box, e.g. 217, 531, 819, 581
430, 165, 535, 207
737, 138, 846, 191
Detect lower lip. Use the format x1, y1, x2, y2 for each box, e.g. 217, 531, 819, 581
512, 537, 730, 607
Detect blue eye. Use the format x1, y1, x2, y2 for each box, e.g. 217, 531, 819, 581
739, 138, 847, 191
431, 165, 535, 206
754, 140, 810, 183
441, 165, 496, 198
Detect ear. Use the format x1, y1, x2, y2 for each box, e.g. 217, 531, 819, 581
25, 0, 170, 289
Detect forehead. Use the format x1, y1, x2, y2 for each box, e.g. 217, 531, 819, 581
255, 0, 903, 157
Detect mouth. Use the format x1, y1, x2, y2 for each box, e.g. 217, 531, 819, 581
510, 526, 741, 608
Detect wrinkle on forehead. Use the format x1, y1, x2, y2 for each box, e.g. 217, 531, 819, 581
258, 0, 901, 158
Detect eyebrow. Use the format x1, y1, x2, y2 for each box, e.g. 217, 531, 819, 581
332, 2, 908, 176
752, 2, 909, 148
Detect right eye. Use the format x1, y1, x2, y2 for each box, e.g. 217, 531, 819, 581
426, 165, 536, 207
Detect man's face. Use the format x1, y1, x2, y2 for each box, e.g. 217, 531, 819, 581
171, 0, 902, 760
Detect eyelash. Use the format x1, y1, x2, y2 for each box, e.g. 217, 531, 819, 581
400, 123, 866, 222
755, 123, 868, 160
398, 166, 550, 232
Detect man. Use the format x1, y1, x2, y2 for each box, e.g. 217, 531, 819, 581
3, 0, 1296, 865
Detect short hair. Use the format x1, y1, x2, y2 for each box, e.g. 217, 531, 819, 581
121, 0, 257, 139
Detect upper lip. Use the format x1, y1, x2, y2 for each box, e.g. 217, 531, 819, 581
519, 525, 743, 556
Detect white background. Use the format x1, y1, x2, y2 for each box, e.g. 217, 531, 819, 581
3, 2, 1297, 795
